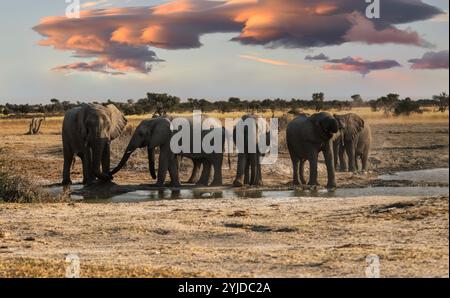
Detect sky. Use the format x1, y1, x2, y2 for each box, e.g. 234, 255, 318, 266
0, 0, 448, 104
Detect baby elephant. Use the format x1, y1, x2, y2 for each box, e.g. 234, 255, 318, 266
286, 112, 339, 189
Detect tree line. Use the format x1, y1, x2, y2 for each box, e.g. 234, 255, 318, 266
1, 92, 448, 117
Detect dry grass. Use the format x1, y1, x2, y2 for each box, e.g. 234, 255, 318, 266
0, 257, 207, 278
0, 150, 67, 203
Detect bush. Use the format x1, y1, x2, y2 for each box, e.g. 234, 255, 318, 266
0, 154, 66, 203
394, 98, 422, 116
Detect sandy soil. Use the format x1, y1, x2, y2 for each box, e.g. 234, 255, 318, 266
0, 195, 448, 277
0, 117, 449, 277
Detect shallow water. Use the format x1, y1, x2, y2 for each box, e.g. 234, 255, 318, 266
379, 168, 449, 184
47, 168, 449, 203
49, 185, 449, 203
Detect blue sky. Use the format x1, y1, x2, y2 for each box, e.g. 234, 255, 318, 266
0, 0, 448, 104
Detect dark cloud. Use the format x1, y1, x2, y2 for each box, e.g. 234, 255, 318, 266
323, 56, 401, 75
33, 0, 442, 74
408, 50, 449, 70
305, 53, 329, 61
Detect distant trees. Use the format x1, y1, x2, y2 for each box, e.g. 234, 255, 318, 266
394, 97, 422, 116
370, 93, 400, 116
0, 91, 446, 117
433, 92, 449, 113
312, 92, 325, 112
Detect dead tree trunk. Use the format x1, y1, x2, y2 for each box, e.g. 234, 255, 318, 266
27, 117, 44, 135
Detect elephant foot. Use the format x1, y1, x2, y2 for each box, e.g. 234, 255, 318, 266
168, 181, 181, 188
210, 181, 223, 187
327, 183, 337, 191
62, 179, 72, 186
233, 180, 244, 187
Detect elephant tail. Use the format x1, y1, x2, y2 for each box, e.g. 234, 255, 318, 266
228, 152, 231, 169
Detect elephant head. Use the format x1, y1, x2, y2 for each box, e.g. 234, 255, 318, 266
310, 112, 339, 141
110, 117, 172, 179
77, 104, 127, 181
334, 113, 365, 141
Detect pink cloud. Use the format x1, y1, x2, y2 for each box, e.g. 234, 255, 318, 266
323, 56, 401, 76
33, 0, 441, 75
408, 50, 449, 70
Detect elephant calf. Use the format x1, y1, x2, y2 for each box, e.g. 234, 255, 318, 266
62, 103, 127, 185
334, 113, 372, 172
286, 112, 338, 189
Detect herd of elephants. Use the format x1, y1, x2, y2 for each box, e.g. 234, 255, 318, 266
61, 104, 372, 190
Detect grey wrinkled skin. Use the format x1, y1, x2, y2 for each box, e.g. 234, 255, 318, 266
286, 112, 338, 189
62, 104, 127, 185
232, 115, 270, 187
110, 117, 180, 187
334, 113, 372, 172
180, 126, 231, 187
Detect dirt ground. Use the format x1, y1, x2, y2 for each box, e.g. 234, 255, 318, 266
0, 115, 449, 277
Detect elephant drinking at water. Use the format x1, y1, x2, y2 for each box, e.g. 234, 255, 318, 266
62, 103, 127, 185
110, 117, 180, 187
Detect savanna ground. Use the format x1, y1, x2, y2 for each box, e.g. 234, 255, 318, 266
0, 108, 448, 277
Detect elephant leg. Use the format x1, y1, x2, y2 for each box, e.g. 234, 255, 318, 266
81, 150, 95, 185
291, 155, 301, 186
156, 144, 170, 187
168, 153, 181, 187
244, 156, 250, 185
101, 143, 111, 175
249, 154, 258, 186
355, 155, 360, 172
308, 155, 319, 186
256, 156, 263, 186
346, 142, 357, 172
323, 142, 337, 189
210, 155, 223, 187
187, 159, 202, 184
197, 160, 212, 186
62, 144, 74, 185
362, 149, 370, 172
233, 154, 246, 187
339, 144, 348, 172
299, 160, 307, 185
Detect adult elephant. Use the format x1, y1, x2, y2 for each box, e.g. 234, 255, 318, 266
110, 117, 180, 187
286, 112, 338, 189
334, 113, 372, 172
233, 115, 269, 187
62, 103, 127, 185
180, 126, 230, 187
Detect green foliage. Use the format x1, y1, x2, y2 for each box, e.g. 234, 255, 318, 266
394, 97, 422, 116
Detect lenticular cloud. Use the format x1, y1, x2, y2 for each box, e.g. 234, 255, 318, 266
33, 0, 442, 75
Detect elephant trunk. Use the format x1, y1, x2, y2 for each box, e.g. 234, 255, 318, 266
110, 146, 135, 176
147, 146, 157, 179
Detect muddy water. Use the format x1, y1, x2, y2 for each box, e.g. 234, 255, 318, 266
48, 168, 449, 203
49, 185, 449, 203
379, 168, 449, 184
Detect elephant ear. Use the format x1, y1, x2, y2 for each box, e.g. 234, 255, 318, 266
106, 104, 128, 140
347, 114, 365, 139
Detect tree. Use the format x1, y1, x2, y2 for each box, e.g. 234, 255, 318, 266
394, 97, 422, 116
351, 94, 363, 106
433, 92, 449, 113
375, 93, 399, 116
312, 92, 324, 112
